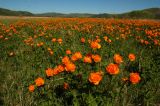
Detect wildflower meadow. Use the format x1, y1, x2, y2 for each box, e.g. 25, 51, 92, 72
0, 18, 160, 106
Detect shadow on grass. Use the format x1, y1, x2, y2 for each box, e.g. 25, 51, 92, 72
0, 93, 3, 106
0, 81, 4, 106
0, 71, 4, 106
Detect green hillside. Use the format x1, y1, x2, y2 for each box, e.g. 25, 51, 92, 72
0, 8, 33, 16
0, 7, 159, 19
120, 8, 160, 19
36, 13, 94, 17
92, 8, 160, 19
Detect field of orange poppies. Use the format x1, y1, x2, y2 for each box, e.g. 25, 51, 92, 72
0, 18, 160, 105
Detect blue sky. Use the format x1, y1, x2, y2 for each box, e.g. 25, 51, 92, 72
0, 0, 160, 13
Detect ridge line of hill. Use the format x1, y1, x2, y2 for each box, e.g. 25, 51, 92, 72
0, 7, 159, 19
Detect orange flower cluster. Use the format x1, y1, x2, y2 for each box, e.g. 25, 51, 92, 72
83, 54, 101, 63
28, 77, 45, 92
62, 56, 76, 72
24, 18, 159, 93
51, 38, 63, 44
37, 42, 44, 47
47, 47, 54, 55
45, 65, 65, 77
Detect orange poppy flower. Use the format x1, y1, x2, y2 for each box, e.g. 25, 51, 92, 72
129, 73, 141, 84
153, 39, 159, 45
45, 68, 53, 77
52, 38, 56, 42
53, 67, 59, 75
106, 63, 119, 75
37, 42, 44, 47
128, 53, 136, 61
66, 50, 72, 55
92, 54, 101, 63
63, 82, 69, 90
71, 55, 77, 61
103, 36, 108, 41
62, 56, 71, 65
84, 56, 92, 63
40, 42, 44, 46
97, 43, 101, 49
144, 40, 149, 45
81, 37, 85, 43
96, 36, 99, 39
47, 47, 52, 51
28, 84, 35, 92
108, 39, 112, 43
0, 35, 3, 39
90, 41, 101, 49
140, 39, 144, 44
113, 54, 123, 64
65, 63, 76, 72
75, 52, 82, 59
57, 38, 63, 44
49, 50, 54, 55
71, 52, 82, 61
34, 35, 37, 38
88, 71, 102, 85
37, 43, 41, 47
35, 77, 44, 87
57, 64, 65, 73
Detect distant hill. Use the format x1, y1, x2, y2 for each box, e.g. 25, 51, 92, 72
36, 12, 65, 17
36, 13, 94, 17
0, 8, 33, 16
119, 8, 160, 19
0, 7, 159, 19
91, 13, 113, 18
91, 8, 160, 19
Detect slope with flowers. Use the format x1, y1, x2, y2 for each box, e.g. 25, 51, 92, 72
0, 18, 160, 105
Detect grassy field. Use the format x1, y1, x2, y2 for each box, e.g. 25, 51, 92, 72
0, 18, 160, 106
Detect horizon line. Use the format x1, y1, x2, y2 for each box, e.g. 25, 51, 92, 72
0, 7, 160, 14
